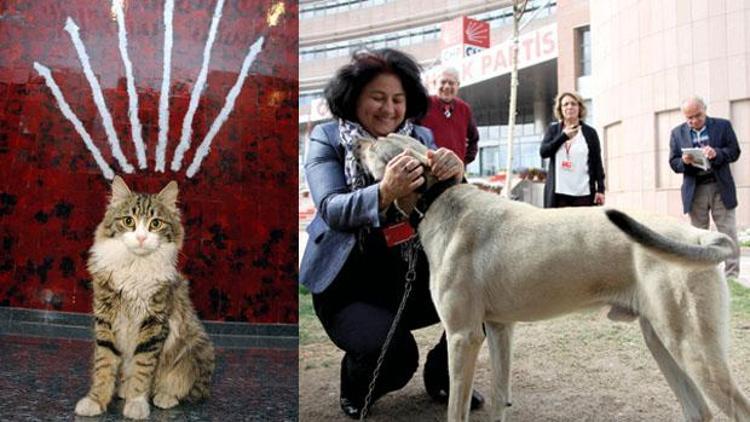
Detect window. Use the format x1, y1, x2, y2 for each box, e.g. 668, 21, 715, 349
654, 111, 681, 189
298, 22, 441, 64
490, 125, 501, 139
478, 126, 489, 141
480, 146, 499, 176
299, 0, 392, 18
577, 26, 591, 76
583, 99, 593, 125
398, 34, 409, 47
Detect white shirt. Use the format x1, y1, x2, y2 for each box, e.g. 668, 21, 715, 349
554, 128, 590, 196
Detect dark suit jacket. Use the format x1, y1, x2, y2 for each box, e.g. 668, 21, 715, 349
299, 121, 436, 294
539, 121, 605, 208
668, 117, 740, 213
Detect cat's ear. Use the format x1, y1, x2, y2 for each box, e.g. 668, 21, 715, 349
158, 181, 179, 210
111, 175, 131, 203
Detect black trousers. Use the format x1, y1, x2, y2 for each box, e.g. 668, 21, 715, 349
554, 193, 594, 207
312, 230, 447, 405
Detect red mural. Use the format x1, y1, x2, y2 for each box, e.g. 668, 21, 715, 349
0, 1, 298, 323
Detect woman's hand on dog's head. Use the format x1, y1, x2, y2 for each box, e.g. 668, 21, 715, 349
428, 148, 464, 182
378, 151, 424, 208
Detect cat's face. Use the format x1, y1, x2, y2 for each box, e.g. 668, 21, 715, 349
99, 176, 183, 257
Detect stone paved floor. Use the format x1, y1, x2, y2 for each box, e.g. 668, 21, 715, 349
0, 335, 298, 421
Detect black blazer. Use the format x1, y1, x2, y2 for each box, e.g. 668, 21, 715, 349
539, 121, 605, 208
668, 117, 740, 213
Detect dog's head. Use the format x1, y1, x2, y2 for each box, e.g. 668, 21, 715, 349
353, 134, 437, 193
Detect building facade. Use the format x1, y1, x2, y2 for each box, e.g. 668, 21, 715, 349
300, 0, 750, 227
299, 0, 560, 177
590, 0, 750, 227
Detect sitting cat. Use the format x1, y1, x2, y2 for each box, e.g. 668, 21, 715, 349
75, 176, 214, 420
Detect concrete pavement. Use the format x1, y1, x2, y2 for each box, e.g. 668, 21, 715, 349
736, 250, 750, 287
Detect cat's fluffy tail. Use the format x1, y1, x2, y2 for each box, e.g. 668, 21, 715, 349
186, 338, 214, 402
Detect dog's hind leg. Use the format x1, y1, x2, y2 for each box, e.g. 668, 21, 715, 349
446, 326, 485, 422
641, 271, 750, 421
677, 334, 750, 421
485, 321, 514, 422
639, 317, 712, 422
676, 334, 750, 421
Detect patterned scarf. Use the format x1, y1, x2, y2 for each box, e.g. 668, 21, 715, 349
339, 118, 414, 190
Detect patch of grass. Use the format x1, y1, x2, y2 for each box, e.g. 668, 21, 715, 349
299, 280, 750, 345
299, 285, 329, 346
730, 279, 750, 318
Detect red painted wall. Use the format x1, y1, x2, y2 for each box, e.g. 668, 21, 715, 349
0, 1, 298, 323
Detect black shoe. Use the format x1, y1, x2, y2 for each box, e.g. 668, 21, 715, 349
340, 395, 362, 419
427, 387, 485, 410
340, 355, 363, 419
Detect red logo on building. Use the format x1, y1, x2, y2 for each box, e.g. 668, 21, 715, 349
440, 16, 490, 62
463, 18, 490, 48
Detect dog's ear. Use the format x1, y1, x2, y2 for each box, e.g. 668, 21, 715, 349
352, 138, 374, 162
357, 138, 373, 151
350, 138, 383, 180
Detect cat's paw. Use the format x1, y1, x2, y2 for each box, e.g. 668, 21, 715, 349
153, 393, 179, 409
123, 396, 150, 420
75, 396, 104, 416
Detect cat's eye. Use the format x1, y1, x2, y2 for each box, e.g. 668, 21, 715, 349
122, 217, 135, 228
149, 219, 162, 230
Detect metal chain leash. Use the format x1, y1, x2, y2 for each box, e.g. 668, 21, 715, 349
359, 238, 420, 420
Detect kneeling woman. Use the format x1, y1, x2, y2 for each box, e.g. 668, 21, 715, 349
299, 48, 484, 418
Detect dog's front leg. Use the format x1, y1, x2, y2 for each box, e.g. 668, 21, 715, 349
485, 322, 514, 422
447, 327, 485, 422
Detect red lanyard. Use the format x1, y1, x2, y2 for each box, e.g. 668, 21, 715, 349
563, 139, 573, 157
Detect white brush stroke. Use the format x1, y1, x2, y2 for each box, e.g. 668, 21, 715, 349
113, 0, 147, 169
155, 0, 175, 172
186, 36, 264, 178
170, 0, 226, 172
64, 17, 133, 173
33, 62, 115, 180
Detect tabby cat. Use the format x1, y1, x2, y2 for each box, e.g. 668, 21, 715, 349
75, 176, 214, 420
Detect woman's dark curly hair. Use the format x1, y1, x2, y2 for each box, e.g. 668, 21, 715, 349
324, 48, 429, 123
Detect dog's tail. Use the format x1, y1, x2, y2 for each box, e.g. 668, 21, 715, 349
605, 209, 733, 264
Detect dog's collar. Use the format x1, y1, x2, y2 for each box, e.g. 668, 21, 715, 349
408, 178, 460, 228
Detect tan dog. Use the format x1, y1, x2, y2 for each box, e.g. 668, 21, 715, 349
355, 134, 750, 422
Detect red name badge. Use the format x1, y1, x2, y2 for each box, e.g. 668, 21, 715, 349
382, 221, 416, 247
561, 160, 573, 170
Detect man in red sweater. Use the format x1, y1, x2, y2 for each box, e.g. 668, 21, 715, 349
419, 67, 480, 164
